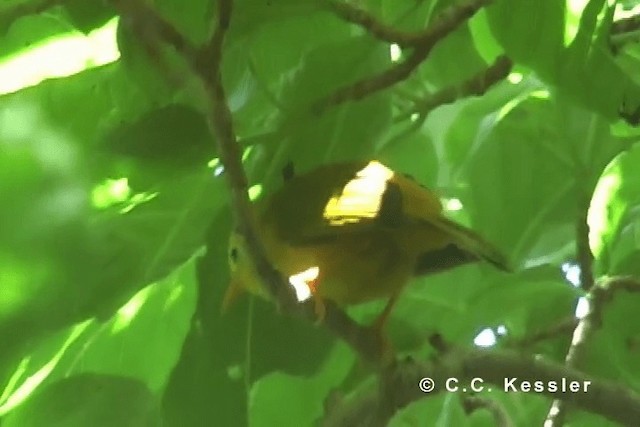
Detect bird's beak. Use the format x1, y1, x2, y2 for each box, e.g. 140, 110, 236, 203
221, 279, 243, 314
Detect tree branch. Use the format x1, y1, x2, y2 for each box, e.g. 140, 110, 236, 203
111, 0, 388, 366
322, 346, 640, 427
545, 276, 640, 426
546, 192, 597, 426
323, 0, 425, 48
109, 5, 640, 426
313, 0, 492, 112
395, 55, 512, 122
509, 316, 578, 349
111, 0, 200, 63
324, 0, 492, 49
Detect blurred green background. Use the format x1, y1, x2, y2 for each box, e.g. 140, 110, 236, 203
1, 0, 640, 426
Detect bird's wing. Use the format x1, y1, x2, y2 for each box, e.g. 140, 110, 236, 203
265, 161, 447, 244
263, 160, 508, 272
386, 171, 510, 271
424, 216, 510, 271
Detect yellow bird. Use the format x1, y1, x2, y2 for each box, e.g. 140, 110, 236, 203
224, 161, 508, 323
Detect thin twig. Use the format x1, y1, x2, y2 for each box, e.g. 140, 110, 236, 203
111, 0, 198, 60
509, 316, 579, 349
394, 55, 513, 122
546, 192, 597, 426
313, 0, 492, 112
323, 0, 425, 48
324, 0, 492, 49
576, 195, 596, 294
310, 40, 429, 113
600, 275, 640, 293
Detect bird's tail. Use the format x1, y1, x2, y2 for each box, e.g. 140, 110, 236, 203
430, 216, 511, 272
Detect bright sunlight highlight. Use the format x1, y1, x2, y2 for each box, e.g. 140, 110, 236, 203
0, 320, 92, 416
91, 177, 158, 213
445, 198, 463, 211
389, 43, 402, 62
507, 72, 523, 84
575, 296, 590, 319
562, 262, 581, 287
564, 0, 612, 47
0, 17, 120, 95
588, 160, 623, 259
249, 184, 263, 201
323, 161, 393, 225
564, 0, 589, 46
474, 328, 497, 347
615, 2, 640, 20
92, 177, 131, 208
288, 266, 319, 302
112, 285, 153, 333
208, 157, 226, 176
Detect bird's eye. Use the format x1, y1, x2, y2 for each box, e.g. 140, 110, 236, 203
229, 246, 239, 264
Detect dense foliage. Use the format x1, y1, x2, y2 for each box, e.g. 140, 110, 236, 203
1, 0, 640, 426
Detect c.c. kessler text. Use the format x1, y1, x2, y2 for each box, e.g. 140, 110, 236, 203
504, 377, 591, 393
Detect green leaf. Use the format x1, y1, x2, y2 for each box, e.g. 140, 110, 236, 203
102, 104, 215, 173
586, 292, 640, 391
417, 25, 486, 89
486, 0, 640, 118
3, 373, 161, 427
249, 343, 355, 427
390, 394, 468, 427
0, 11, 72, 54
0, 86, 220, 371
115, 22, 176, 105
222, 10, 351, 139
63, 0, 115, 34
380, 0, 434, 33
468, 9, 503, 63
467, 265, 579, 343
377, 127, 438, 186
464, 97, 629, 265
486, 0, 564, 81
1, 2, 640, 425
231, 0, 322, 38
385, 265, 498, 350
437, 74, 544, 176
56, 257, 199, 392
154, 0, 214, 45
588, 143, 640, 275
261, 35, 392, 184
161, 210, 336, 426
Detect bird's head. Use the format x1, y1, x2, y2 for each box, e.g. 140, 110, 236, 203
223, 231, 269, 311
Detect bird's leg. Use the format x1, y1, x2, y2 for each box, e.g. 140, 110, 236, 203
372, 294, 398, 333
369, 294, 398, 361
313, 297, 326, 325
306, 277, 327, 325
